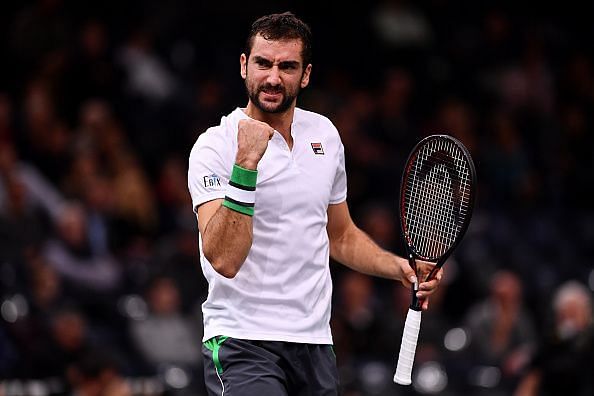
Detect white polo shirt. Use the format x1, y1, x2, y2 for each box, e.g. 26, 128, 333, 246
188, 107, 347, 344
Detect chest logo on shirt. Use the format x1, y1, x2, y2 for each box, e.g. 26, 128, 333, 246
203, 173, 222, 189
311, 142, 324, 155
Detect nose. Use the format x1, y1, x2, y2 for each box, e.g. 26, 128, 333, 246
266, 66, 281, 85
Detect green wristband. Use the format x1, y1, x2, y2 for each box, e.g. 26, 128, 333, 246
229, 164, 257, 189
222, 164, 257, 216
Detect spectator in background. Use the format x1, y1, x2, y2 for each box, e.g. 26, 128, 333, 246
332, 272, 382, 365
74, 99, 127, 161
9, 0, 71, 72
20, 80, 72, 184
116, 27, 181, 163
370, 0, 432, 50
42, 202, 122, 298
515, 281, 594, 396
152, 156, 207, 312
66, 348, 132, 396
40, 235, 129, 369
107, 152, 159, 257
356, 202, 399, 252
331, 271, 396, 396
0, 167, 48, 267
117, 29, 176, 105
432, 97, 478, 154
0, 141, 66, 222
483, 112, 534, 207
129, 276, 202, 370
4, 260, 65, 378
464, 270, 536, 392
0, 142, 59, 297
65, 20, 122, 113
47, 306, 93, 378
497, 37, 554, 116
373, 68, 416, 159
155, 155, 194, 234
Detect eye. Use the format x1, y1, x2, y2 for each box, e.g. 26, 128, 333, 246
253, 57, 272, 69
279, 62, 300, 72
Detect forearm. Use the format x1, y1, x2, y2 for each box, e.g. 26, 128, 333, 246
330, 224, 407, 281
194, 119, 273, 278
327, 202, 439, 307
202, 205, 253, 278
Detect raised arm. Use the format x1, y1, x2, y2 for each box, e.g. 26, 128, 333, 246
197, 119, 274, 278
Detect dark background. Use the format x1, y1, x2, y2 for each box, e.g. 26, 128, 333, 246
0, 1, 593, 395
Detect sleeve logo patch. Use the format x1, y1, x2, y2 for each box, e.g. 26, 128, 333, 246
203, 173, 222, 188
311, 142, 324, 155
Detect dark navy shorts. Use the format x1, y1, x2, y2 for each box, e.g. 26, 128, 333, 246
202, 336, 339, 396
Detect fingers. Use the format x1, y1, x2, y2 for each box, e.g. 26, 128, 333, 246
397, 257, 442, 312
419, 268, 441, 311
398, 259, 418, 289
415, 268, 443, 300
236, 119, 274, 169
421, 298, 430, 311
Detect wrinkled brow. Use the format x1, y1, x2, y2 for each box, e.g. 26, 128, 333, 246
252, 56, 300, 69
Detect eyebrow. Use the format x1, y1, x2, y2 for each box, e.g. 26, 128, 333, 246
279, 60, 300, 69
252, 56, 300, 68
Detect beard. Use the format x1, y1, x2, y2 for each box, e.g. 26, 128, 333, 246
245, 77, 300, 114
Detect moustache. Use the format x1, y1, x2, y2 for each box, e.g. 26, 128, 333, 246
259, 85, 284, 94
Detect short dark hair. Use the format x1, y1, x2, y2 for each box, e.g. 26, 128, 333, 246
245, 12, 313, 66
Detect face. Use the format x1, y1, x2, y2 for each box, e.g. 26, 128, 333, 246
241, 34, 311, 114
555, 296, 591, 339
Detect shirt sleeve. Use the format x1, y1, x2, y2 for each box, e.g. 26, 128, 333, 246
188, 130, 232, 213
329, 141, 347, 204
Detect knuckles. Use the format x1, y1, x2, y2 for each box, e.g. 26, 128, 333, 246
238, 119, 273, 139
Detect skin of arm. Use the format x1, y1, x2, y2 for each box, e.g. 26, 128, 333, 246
196, 118, 273, 278
327, 201, 442, 310
197, 199, 253, 278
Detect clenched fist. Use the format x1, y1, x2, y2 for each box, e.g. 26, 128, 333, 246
236, 119, 274, 170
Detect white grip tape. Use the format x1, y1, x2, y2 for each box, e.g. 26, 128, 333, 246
394, 308, 422, 385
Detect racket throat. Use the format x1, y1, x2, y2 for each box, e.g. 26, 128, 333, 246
410, 281, 423, 311
407, 254, 423, 311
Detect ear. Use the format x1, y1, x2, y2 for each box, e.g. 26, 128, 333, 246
240, 53, 247, 79
301, 64, 312, 88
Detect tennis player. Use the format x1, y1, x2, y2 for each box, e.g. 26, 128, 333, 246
187, 12, 442, 395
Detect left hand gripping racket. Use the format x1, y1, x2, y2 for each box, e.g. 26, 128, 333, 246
393, 134, 476, 385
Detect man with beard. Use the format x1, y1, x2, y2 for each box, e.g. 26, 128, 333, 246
515, 281, 593, 396
187, 12, 441, 395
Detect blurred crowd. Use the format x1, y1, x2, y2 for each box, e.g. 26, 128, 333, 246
0, 1, 593, 395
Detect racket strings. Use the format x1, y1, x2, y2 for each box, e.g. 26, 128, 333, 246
406, 167, 455, 253
403, 138, 472, 259
415, 141, 470, 254
408, 149, 457, 257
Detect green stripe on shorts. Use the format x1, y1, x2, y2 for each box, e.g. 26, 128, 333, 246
204, 336, 229, 374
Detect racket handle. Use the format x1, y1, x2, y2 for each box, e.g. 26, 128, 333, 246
394, 308, 422, 385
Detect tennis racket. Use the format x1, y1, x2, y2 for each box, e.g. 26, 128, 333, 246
393, 134, 476, 385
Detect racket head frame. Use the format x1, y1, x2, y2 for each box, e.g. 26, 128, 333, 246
399, 134, 477, 299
